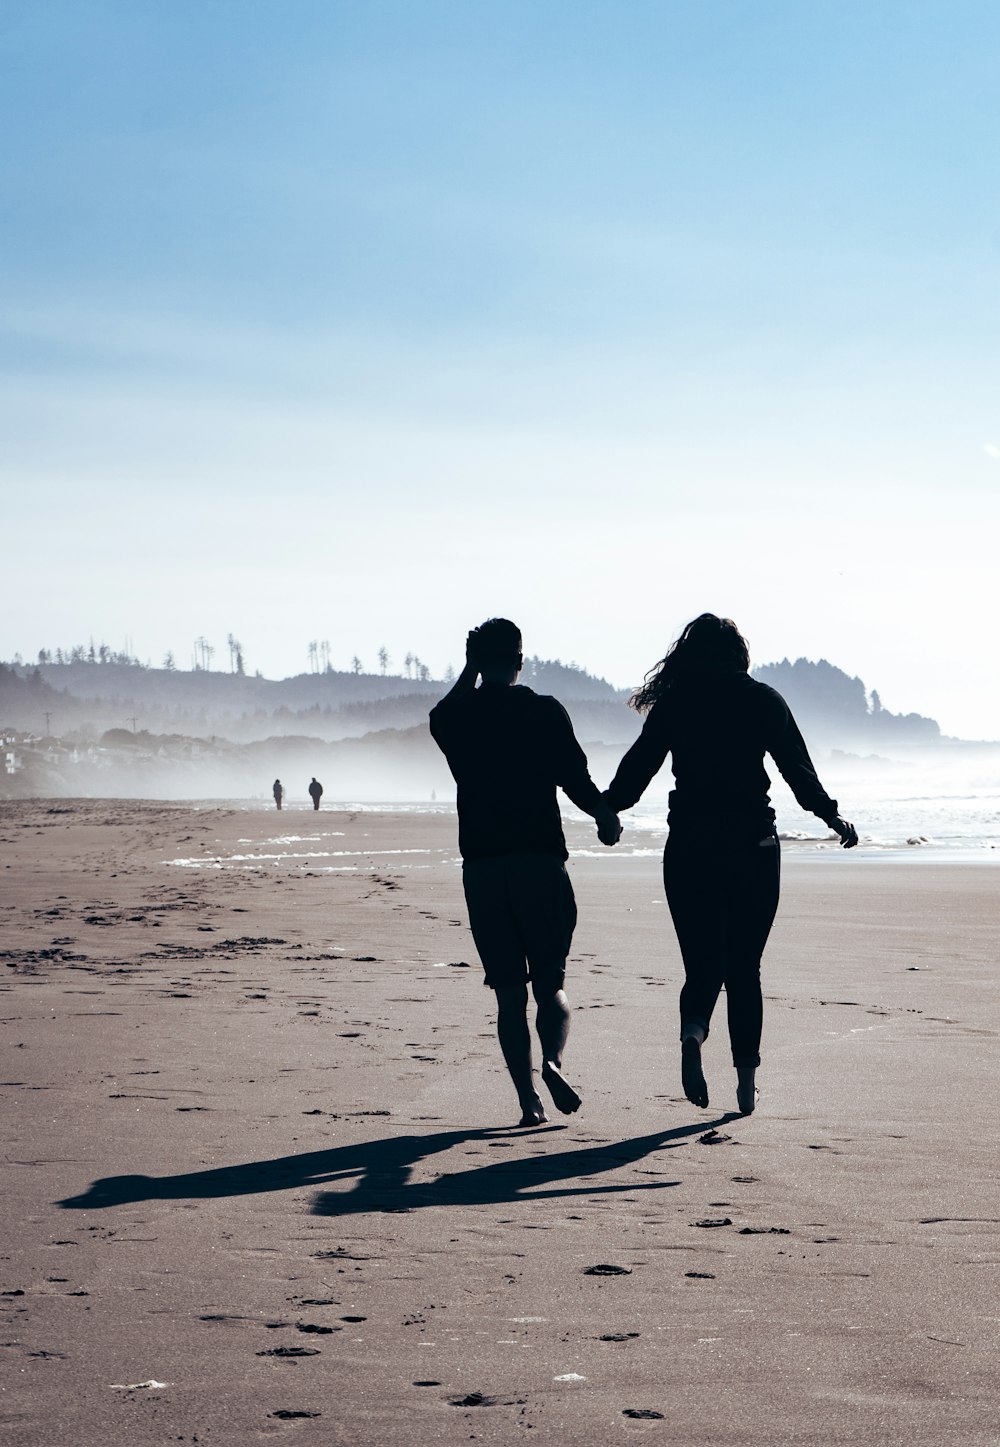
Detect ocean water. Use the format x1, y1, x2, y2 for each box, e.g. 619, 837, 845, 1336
176, 746, 1000, 870
611, 747, 1000, 861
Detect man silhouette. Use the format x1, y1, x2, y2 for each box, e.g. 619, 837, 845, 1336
430, 619, 621, 1126
308, 777, 323, 810
272, 778, 284, 811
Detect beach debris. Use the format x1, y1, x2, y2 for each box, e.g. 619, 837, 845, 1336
692, 1218, 732, 1228
685, 1271, 716, 1279
738, 1226, 790, 1235
599, 1332, 639, 1341
583, 1263, 631, 1275
296, 1323, 337, 1334
270, 1409, 321, 1419
256, 1346, 320, 1358
698, 1129, 732, 1145
450, 1391, 496, 1407
109, 1379, 169, 1391
413, 1380, 441, 1387
554, 1373, 586, 1382
623, 1409, 666, 1420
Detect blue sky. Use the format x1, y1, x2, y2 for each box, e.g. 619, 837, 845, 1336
2, 1, 999, 736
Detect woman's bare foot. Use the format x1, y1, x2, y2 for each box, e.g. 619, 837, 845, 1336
541, 1060, 581, 1115
736, 1068, 758, 1116
681, 1036, 709, 1108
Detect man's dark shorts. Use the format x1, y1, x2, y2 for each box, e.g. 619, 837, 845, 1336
462, 851, 577, 992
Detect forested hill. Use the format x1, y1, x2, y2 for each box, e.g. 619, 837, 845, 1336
752, 658, 939, 742
0, 655, 630, 743
1, 651, 945, 748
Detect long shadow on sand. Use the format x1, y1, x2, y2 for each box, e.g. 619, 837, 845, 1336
56, 1117, 730, 1214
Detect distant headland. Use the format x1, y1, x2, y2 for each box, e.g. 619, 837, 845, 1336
0, 642, 981, 801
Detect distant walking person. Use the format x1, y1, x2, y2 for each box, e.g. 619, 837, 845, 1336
604, 614, 858, 1117
272, 779, 284, 811
308, 777, 323, 811
430, 619, 622, 1127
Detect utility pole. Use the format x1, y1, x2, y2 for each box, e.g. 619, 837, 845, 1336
43, 711, 53, 735
128, 716, 138, 732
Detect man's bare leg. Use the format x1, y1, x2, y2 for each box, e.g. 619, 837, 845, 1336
535, 986, 581, 1115
495, 985, 547, 1125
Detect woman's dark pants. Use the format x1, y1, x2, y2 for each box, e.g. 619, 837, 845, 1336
663, 831, 780, 1069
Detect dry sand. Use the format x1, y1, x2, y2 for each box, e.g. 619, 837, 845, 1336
1, 800, 998, 1445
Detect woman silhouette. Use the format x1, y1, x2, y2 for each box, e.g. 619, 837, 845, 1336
605, 614, 857, 1115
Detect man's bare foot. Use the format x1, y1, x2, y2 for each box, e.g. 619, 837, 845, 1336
736, 1069, 758, 1116
517, 1095, 548, 1127
681, 1036, 709, 1109
541, 1061, 581, 1115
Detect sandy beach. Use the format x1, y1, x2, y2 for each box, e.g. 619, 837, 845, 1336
1, 799, 998, 1445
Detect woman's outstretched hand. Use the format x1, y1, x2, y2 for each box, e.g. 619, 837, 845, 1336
831, 816, 859, 848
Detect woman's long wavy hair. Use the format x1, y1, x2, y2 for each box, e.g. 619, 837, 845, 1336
630, 613, 750, 713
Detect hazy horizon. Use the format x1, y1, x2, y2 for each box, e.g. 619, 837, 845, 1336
3, 2, 998, 739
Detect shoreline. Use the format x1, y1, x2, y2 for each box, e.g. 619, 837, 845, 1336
25, 793, 1000, 862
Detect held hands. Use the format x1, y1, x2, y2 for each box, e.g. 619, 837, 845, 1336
596, 804, 622, 847
831, 816, 859, 849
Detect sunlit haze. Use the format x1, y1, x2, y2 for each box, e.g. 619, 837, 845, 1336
2, 2, 998, 738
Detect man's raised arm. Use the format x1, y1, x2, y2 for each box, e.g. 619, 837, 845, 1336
429, 631, 481, 748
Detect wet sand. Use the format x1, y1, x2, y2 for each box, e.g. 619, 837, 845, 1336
1, 800, 998, 1445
